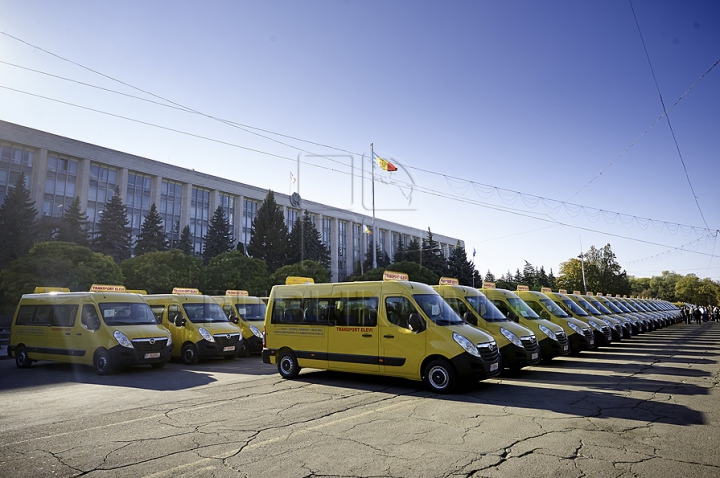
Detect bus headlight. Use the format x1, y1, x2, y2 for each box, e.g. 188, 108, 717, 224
113, 330, 133, 348
567, 322, 583, 335
453, 332, 480, 358
500, 327, 523, 348
538, 324, 557, 341
250, 325, 263, 338
198, 327, 215, 342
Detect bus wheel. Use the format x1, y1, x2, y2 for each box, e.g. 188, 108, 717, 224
182, 343, 200, 365
423, 359, 456, 393
237, 339, 250, 358
94, 349, 114, 375
278, 351, 300, 379
15, 346, 32, 369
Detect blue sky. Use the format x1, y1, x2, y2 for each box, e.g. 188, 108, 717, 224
1, 1, 719, 281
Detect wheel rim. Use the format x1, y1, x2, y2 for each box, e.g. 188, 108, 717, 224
280, 356, 294, 374
238, 340, 248, 356
17, 351, 27, 365
97, 355, 108, 372
184, 347, 195, 363
428, 365, 449, 389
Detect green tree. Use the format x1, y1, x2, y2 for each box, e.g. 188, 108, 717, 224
405, 238, 422, 265
355, 261, 439, 285
57, 196, 89, 246
176, 225, 193, 255
203, 251, 270, 296
287, 210, 330, 268
556, 258, 585, 293
393, 237, 407, 263
202, 206, 234, 264
121, 249, 203, 294
364, 243, 391, 271
421, 228, 447, 277
270, 260, 329, 286
484, 270, 496, 283
247, 190, 289, 272
92, 186, 132, 263
446, 243, 476, 286
674, 274, 700, 304
649, 271, 682, 301
0, 172, 38, 269
0, 241, 123, 304
134, 203, 168, 256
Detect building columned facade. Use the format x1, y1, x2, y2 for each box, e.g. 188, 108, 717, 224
0, 120, 464, 281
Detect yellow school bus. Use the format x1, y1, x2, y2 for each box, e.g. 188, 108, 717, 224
144, 288, 242, 364
263, 273, 501, 393
213, 290, 266, 356
9, 285, 172, 374
433, 280, 540, 372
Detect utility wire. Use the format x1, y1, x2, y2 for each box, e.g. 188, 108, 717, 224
2, 34, 717, 238
629, 0, 710, 231
2, 31, 718, 256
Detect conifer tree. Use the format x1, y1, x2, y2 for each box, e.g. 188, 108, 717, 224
406, 238, 422, 265
364, 243, 391, 271
57, 196, 89, 246
287, 210, 331, 268
177, 225, 193, 255
134, 203, 168, 256
484, 270, 496, 283
92, 186, 132, 263
247, 190, 289, 272
202, 206, 234, 264
422, 228, 448, 277
446, 242, 476, 286
393, 237, 406, 263
0, 173, 38, 269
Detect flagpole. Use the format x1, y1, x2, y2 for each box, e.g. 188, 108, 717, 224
371, 143, 377, 270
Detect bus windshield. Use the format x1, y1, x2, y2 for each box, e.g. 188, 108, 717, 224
413, 294, 464, 326
100, 302, 158, 326
576, 298, 601, 315
507, 297, 540, 320
562, 299, 588, 316
540, 298, 568, 317
466, 294, 507, 322
589, 300, 612, 314
183, 303, 230, 324
235, 303, 266, 321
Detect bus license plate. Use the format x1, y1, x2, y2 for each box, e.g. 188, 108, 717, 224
590, 339, 595, 346
563, 345, 569, 352
490, 362, 499, 372
223, 346, 236, 352
531, 353, 539, 360
144, 352, 161, 359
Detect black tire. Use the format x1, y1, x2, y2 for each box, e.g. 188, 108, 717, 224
224, 354, 236, 360
15, 346, 32, 369
236, 338, 250, 358
277, 351, 300, 379
151, 361, 167, 369
423, 359, 456, 393
182, 343, 200, 365
94, 349, 114, 375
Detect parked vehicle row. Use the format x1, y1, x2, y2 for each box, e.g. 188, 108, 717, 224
7, 276, 681, 393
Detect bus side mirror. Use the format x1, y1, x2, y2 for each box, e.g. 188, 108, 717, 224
463, 311, 477, 326
174, 316, 186, 327
229, 315, 239, 324
508, 311, 518, 322
408, 313, 425, 332
88, 317, 100, 331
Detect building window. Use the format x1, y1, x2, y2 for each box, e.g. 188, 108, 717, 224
220, 193, 235, 237
286, 208, 298, 232
160, 180, 183, 248
353, 223, 361, 266
0, 142, 34, 205
242, 199, 259, 246
126, 172, 152, 247
338, 221, 347, 280
322, 217, 331, 249
87, 163, 118, 239
391, 232, 400, 261
190, 187, 210, 255
43, 154, 78, 218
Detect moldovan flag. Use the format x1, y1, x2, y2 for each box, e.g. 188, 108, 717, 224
375, 154, 397, 172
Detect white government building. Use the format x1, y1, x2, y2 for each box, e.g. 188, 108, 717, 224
0, 120, 463, 281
